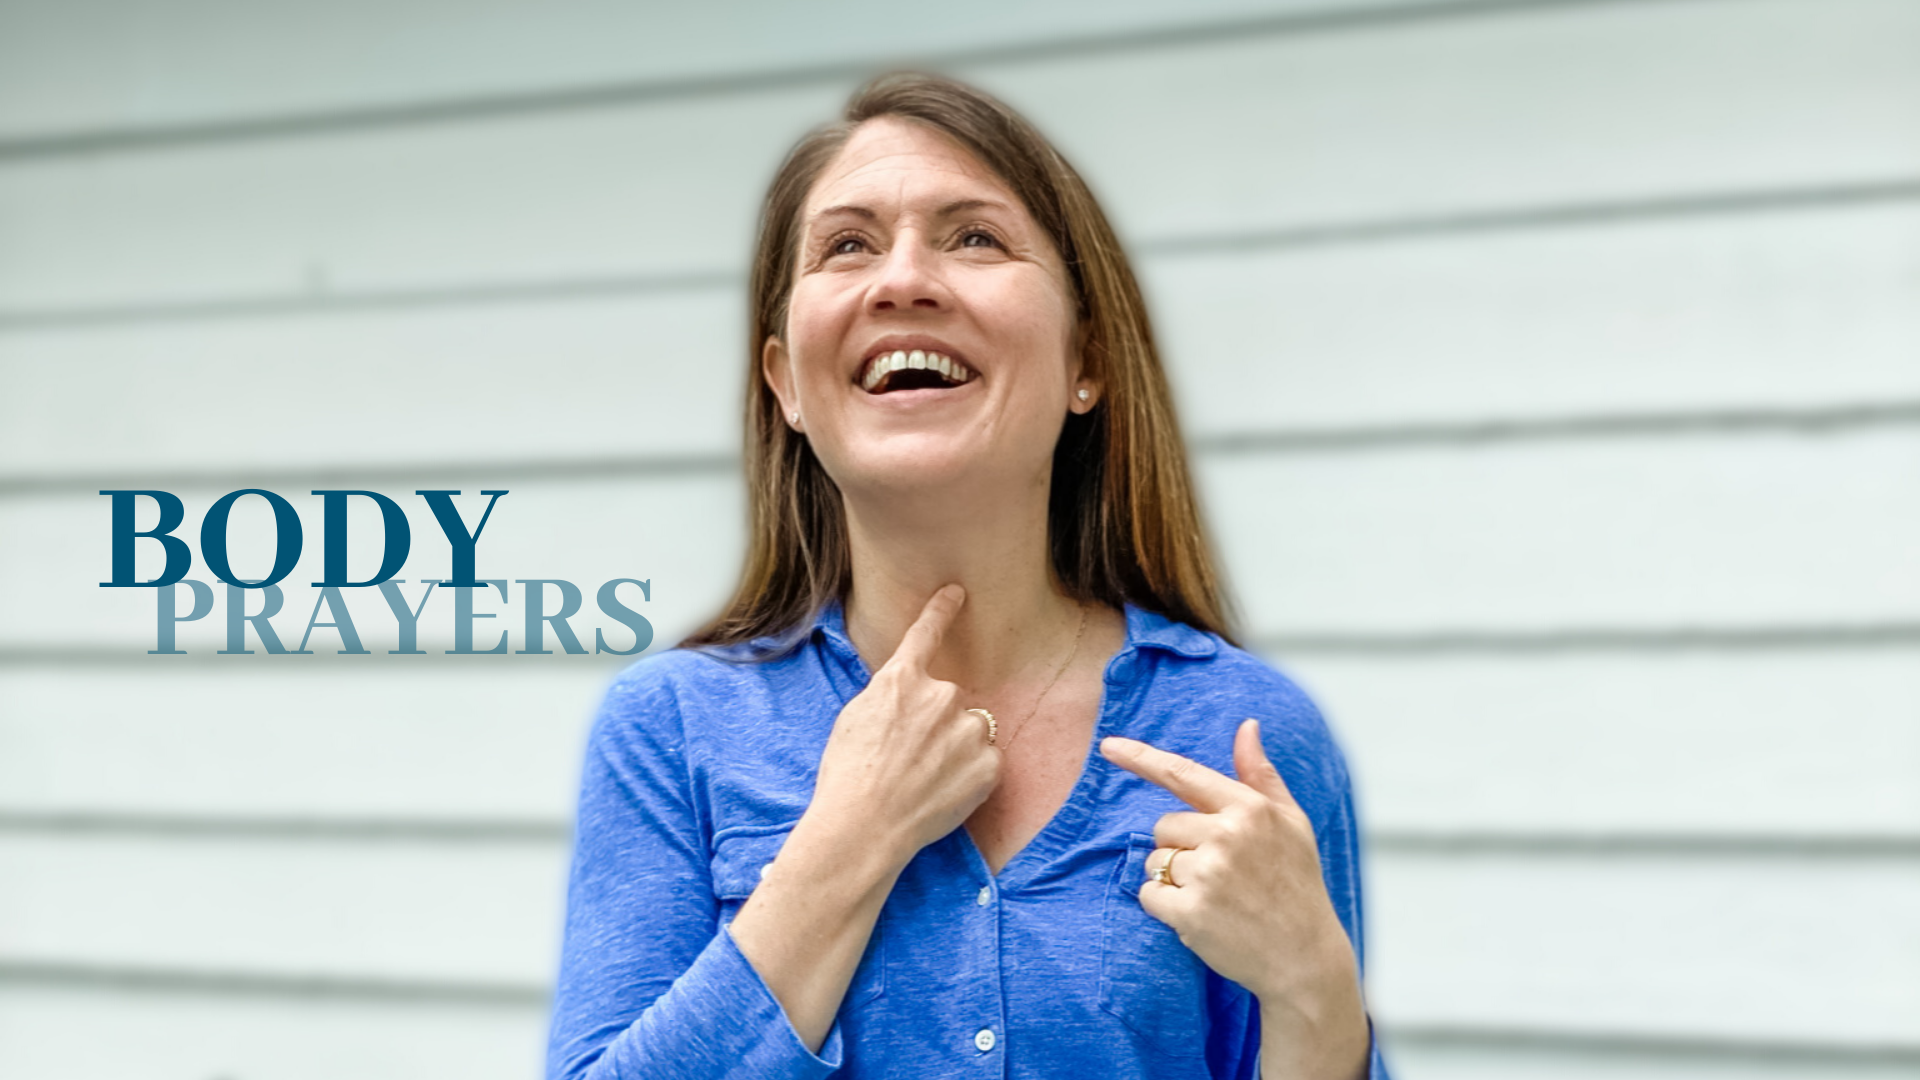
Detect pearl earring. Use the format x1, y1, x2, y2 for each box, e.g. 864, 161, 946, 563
788, 411, 800, 425
1077, 389, 1090, 402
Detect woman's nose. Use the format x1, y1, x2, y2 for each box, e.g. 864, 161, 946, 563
866, 238, 946, 312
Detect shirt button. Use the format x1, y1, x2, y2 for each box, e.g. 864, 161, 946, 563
974, 1027, 996, 1052
758, 863, 771, 880
976, 886, 991, 906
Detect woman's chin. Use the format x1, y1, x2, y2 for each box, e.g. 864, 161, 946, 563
826, 444, 1019, 505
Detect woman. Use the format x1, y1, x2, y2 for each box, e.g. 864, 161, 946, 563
547, 72, 1389, 1080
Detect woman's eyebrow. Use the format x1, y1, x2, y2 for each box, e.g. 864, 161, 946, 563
932, 198, 1010, 218
812, 204, 877, 223
809, 198, 1014, 226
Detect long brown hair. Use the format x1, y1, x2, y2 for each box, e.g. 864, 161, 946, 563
684, 71, 1236, 650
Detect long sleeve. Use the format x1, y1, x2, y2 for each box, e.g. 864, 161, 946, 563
1336, 764, 1397, 1076
1218, 687, 1393, 1080
545, 662, 846, 1080
1302, 762, 1392, 1080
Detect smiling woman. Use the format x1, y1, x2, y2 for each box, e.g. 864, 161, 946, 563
545, 72, 1391, 1080
767, 115, 1085, 523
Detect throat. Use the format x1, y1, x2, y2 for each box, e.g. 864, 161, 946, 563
963, 704, 1102, 877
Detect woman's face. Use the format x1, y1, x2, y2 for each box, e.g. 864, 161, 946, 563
764, 116, 1093, 504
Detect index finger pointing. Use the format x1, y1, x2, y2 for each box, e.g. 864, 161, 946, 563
1099, 736, 1251, 814
887, 583, 965, 673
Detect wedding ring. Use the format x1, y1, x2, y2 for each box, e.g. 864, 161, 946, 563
966, 707, 997, 745
1150, 848, 1186, 887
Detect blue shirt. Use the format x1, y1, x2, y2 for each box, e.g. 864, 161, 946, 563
547, 601, 1392, 1079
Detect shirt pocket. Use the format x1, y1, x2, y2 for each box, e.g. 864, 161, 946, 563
710, 823, 886, 1007
1097, 831, 1210, 1060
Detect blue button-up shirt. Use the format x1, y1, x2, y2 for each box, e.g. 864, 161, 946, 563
547, 601, 1391, 1079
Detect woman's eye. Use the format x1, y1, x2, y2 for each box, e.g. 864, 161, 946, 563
829, 237, 866, 256
959, 229, 1001, 249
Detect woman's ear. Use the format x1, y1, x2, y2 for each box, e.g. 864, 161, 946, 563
761, 336, 802, 430
1067, 319, 1098, 411
1068, 323, 1099, 414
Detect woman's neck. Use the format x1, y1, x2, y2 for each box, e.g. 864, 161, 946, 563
840, 484, 1085, 694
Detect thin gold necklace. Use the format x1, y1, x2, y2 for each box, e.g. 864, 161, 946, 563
996, 601, 1089, 752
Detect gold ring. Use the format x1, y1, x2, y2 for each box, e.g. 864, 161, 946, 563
966, 708, 997, 745
1150, 848, 1186, 887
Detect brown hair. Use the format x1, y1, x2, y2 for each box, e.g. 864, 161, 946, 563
683, 71, 1236, 650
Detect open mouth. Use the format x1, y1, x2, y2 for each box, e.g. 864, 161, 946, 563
859, 349, 978, 394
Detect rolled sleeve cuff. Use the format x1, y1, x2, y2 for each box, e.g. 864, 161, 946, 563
604, 921, 844, 1079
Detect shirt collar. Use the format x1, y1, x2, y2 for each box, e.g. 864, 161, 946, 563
810, 595, 1218, 675
1122, 602, 1220, 659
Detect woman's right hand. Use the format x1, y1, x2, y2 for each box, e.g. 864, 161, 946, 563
731, 584, 992, 1053
808, 583, 1001, 862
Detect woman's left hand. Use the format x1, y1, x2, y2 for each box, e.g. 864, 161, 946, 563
1100, 719, 1370, 1080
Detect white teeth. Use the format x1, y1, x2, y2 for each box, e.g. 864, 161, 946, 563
861, 348, 975, 391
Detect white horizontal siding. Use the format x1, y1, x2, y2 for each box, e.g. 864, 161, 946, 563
1366, 850, 1920, 1043
0, 983, 548, 1080
6, 199, 1919, 480
0, 667, 607, 821
1146, 200, 1920, 435
0, 289, 751, 476
1205, 428, 1920, 635
3, 835, 1914, 1043
4, 0, 1915, 313
1384, 1038, 1920, 1080
0, 834, 568, 987
2, 0, 1914, 1075
2, 988, 1910, 1080
0, 0, 1465, 142
6, 428, 1914, 647
0, 475, 746, 650
4, 644, 1916, 835
1289, 648, 1920, 837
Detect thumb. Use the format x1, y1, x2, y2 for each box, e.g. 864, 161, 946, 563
1233, 718, 1297, 806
